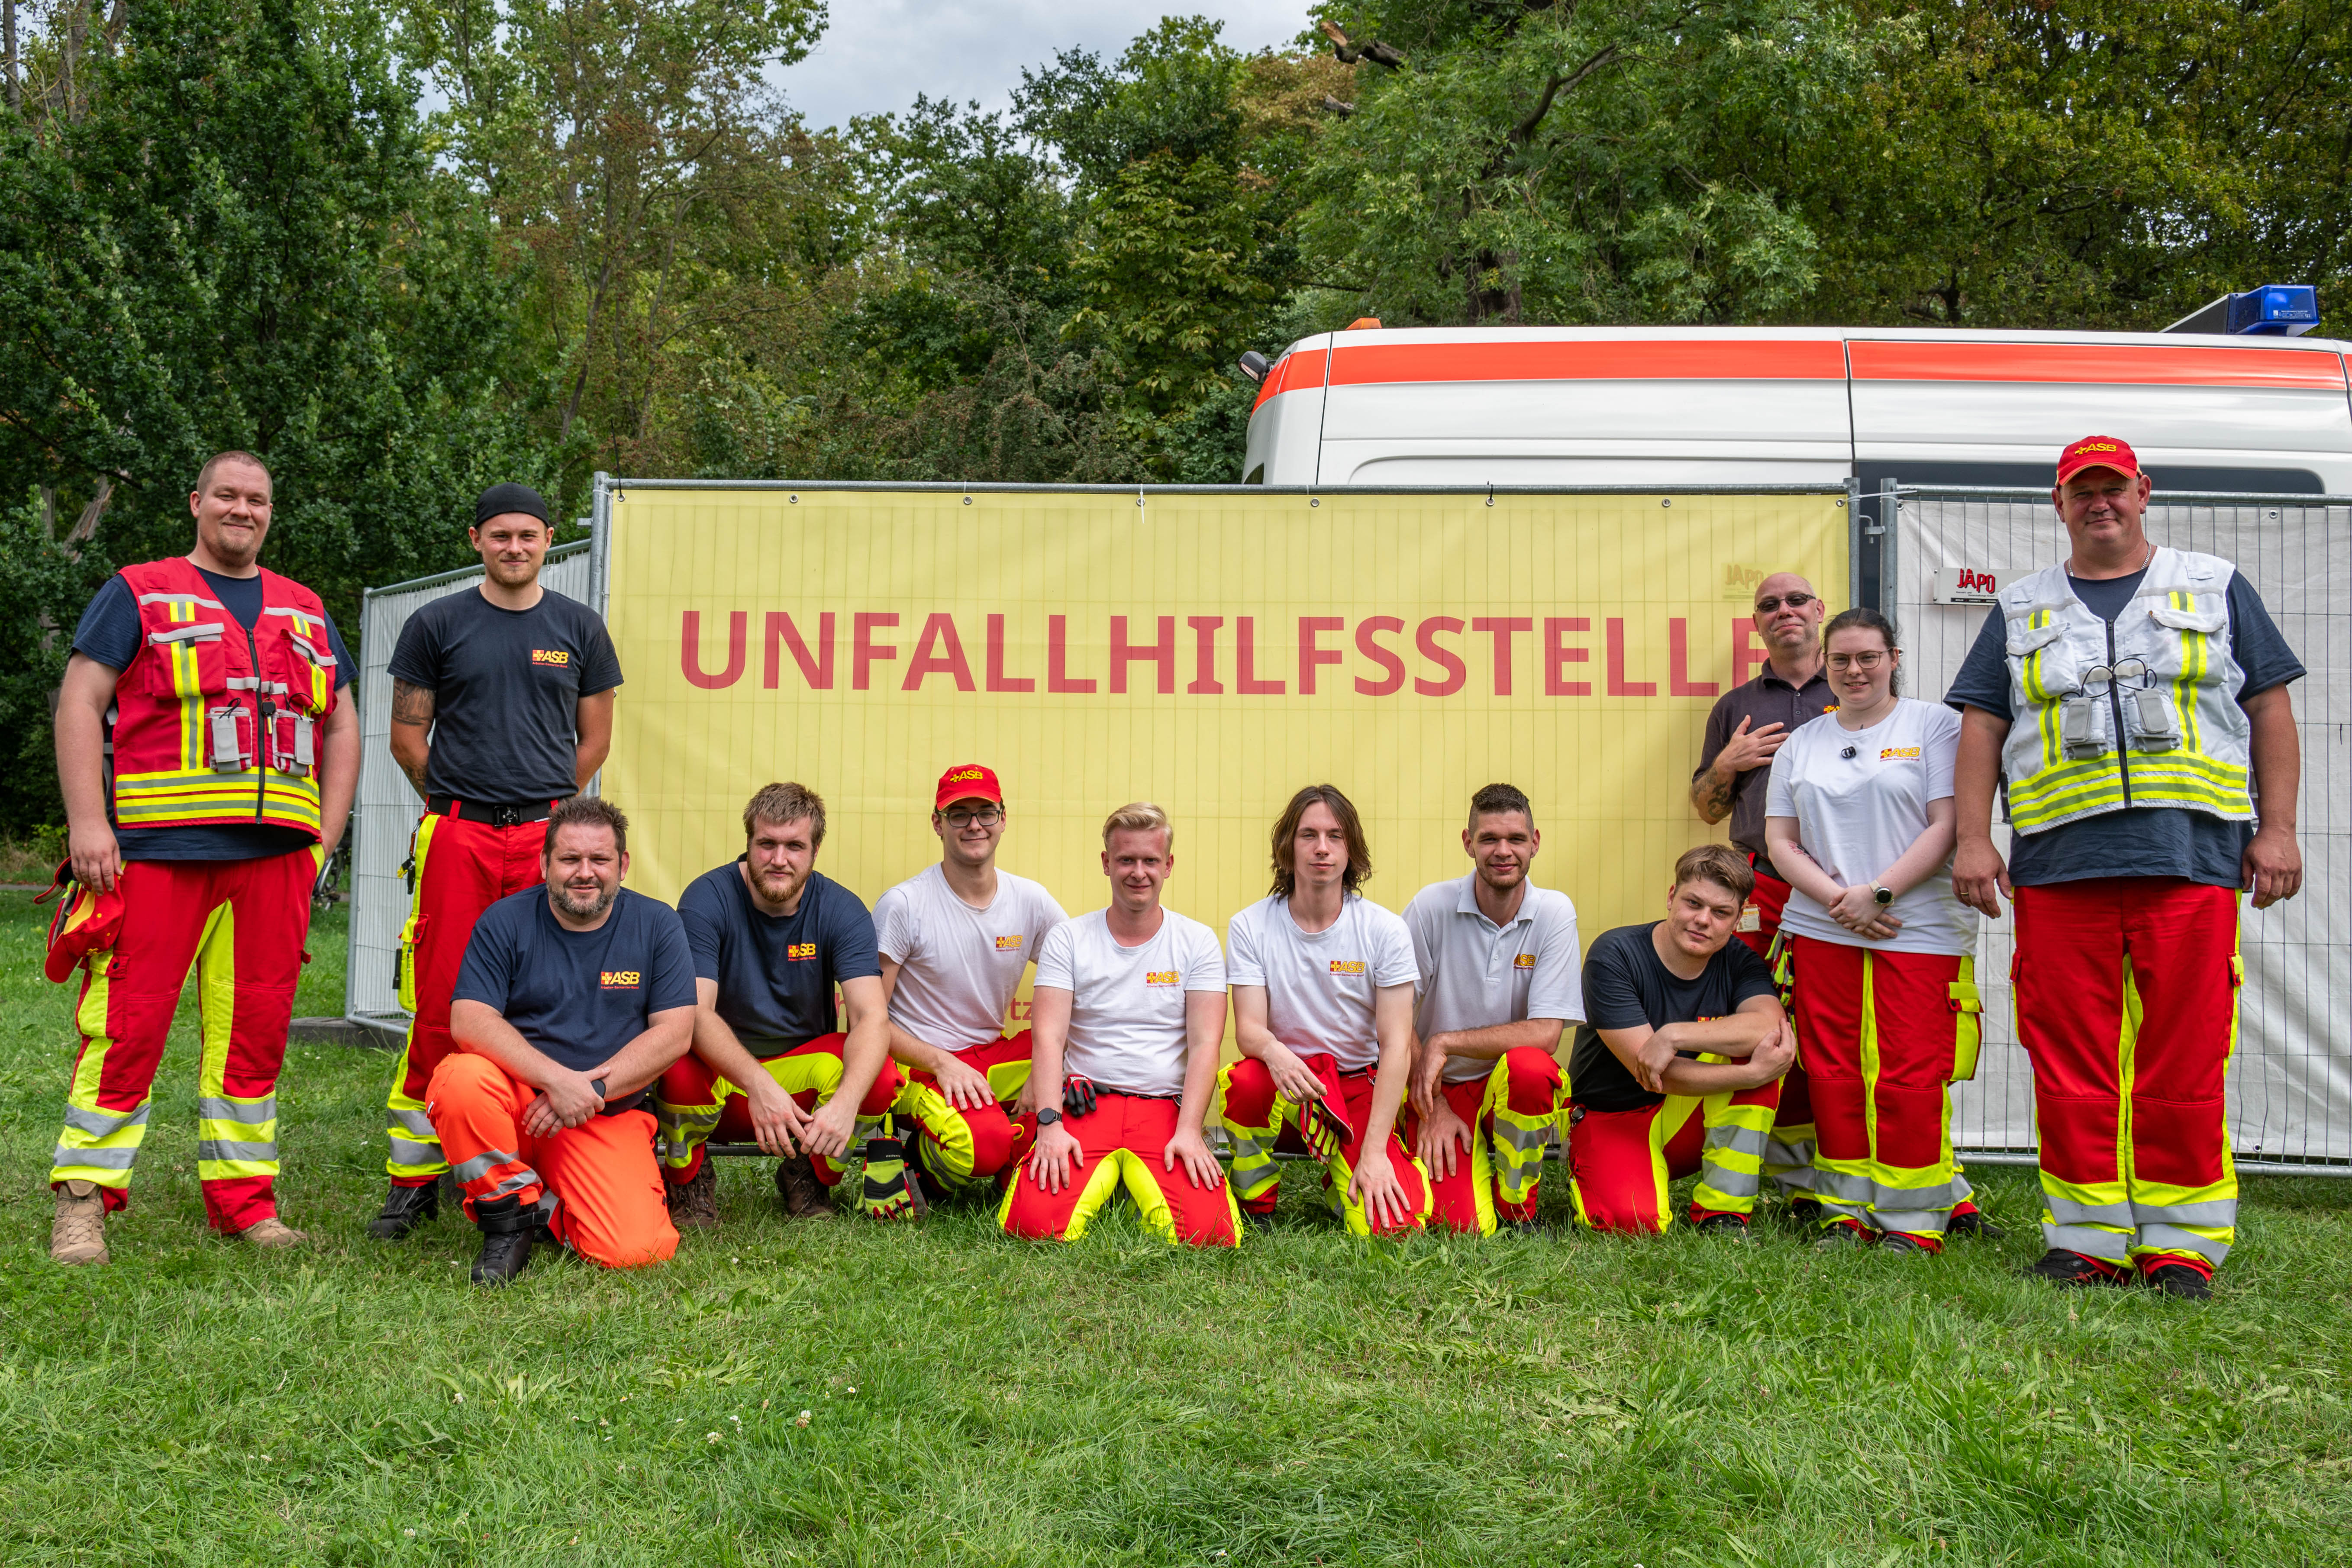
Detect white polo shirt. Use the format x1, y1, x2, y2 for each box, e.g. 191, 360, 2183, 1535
874, 863, 1068, 1049
1226, 893, 1418, 1073
1403, 874, 1584, 1084
1032, 907, 1227, 1097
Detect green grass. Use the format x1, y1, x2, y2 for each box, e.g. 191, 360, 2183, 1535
0, 896, 2347, 1566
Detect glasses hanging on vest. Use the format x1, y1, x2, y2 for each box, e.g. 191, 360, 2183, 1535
2078, 658, 2154, 698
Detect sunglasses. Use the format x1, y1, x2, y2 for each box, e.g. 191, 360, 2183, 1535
1754, 593, 1817, 613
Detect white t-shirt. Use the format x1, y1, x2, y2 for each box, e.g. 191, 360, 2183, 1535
873, 863, 1068, 1050
1032, 907, 1228, 1097
1764, 697, 1973, 955
1402, 874, 1585, 1084
1226, 894, 1418, 1073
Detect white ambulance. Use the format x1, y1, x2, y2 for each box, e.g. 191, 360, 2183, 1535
1239, 322, 2352, 498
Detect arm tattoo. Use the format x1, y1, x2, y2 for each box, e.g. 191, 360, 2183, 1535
1691, 765, 1735, 824
390, 679, 436, 728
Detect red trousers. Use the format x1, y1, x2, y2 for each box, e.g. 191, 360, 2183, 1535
1739, 865, 1816, 1200
1219, 1052, 1430, 1236
2013, 878, 2240, 1273
1567, 1077, 1780, 1233
384, 811, 550, 1182
652, 1033, 903, 1186
426, 1053, 676, 1268
1791, 936, 1975, 1247
1400, 1048, 1564, 1235
49, 850, 316, 1230
896, 1031, 1039, 1191
1000, 1093, 1239, 1246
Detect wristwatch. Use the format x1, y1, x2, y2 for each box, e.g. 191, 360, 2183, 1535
1035, 1107, 1062, 1128
1871, 885, 1894, 906
590, 1077, 609, 1099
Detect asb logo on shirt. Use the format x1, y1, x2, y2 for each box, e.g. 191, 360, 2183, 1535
1145, 970, 1180, 987
787, 942, 817, 961
1880, 746, 1923, 761
995, 935, 1024, 951
600, 970, 641, 989
532, 648, 571, 667
1329, 959, 1367, 975
1514, 953, 1537, 970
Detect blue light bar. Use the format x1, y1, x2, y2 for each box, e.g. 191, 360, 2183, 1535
2226, 284, 2320, 336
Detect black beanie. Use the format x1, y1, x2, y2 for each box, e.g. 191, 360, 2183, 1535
474, 482, 550, 528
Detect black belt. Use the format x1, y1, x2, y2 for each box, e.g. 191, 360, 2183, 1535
1744, 848, 1786, 887
429, 794, 562, 827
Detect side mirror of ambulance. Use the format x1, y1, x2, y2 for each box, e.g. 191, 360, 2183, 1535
1237, 351, 1270, 384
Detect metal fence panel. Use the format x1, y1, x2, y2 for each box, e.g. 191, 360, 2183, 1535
344, 544, 593, 1030
1896, 493, 2350, 1170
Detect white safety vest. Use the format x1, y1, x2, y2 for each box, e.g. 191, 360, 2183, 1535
1997, 546, 2253, 834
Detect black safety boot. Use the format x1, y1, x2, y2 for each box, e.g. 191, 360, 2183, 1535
2142, 1262, 2213, 1301
1787, 1197, 1825, 1226
1239, 1207, 1278, 1234
2023, 1247, 2125, 1288
367, 1178, 439, 1240
1694, 1213, 1750, 1237
470, 1194, 537, 1287
1947, 1207, 2005, 1240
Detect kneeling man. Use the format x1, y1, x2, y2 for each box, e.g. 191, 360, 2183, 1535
653, 783, 912, 1223
1565, 845, 1796, 1234
1220, 784, 1426, 1235
1002, 802, 1237, 1245
432, 796, 695, 1284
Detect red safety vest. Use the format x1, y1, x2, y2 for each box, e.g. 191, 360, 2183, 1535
108, 556, 339, 839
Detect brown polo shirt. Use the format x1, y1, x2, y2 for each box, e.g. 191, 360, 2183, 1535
1693, 665, 1837, 877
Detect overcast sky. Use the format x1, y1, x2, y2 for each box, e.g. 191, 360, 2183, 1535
774, 1, 1310, 131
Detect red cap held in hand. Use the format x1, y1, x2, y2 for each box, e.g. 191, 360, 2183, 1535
2056, 435, 2140, 485
934, 764, 1004, 812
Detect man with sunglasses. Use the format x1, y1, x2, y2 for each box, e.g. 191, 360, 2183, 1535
1690, 572, 1835, 1216
872, 765, 1067, 1204
1947, 436, 2305, 1300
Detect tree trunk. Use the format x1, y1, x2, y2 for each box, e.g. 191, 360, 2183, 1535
5, 0, 19, 116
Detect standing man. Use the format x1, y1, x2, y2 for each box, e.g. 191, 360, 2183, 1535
652, 783, 913, 1225
369, 483, 620, 1240
1690, 571, 1833, 1214
1001, 803, 1236, 1246
1219, 784, 1426, 1236
1402, 784, 1583, 1236
873, 764, 1066, 1202
1949, 436, 2304, 1300
47, 451, 360, 1264
433, 796, 696, 1284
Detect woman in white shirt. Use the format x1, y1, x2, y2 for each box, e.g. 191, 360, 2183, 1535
1763, 609, 1983, 1253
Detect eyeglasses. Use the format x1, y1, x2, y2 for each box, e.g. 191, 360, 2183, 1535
2080, 658, 2153, 697
1826, 650, 1889, 671
941, 807, 1003, 828
1754, 593, 1817, 613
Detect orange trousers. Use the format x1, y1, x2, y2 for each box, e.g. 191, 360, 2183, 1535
425, 1053, 678, 1268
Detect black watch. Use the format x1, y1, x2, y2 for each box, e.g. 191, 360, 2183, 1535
590, 1077, 609, 1099
1871, 885, 1894, 906
1035, 1107, 1062, 1128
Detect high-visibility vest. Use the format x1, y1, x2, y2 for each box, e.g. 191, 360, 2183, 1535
1996, 546, 2253, 835
108, 556, 339, 839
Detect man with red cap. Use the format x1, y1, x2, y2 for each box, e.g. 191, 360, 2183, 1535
871, 765, 1067, 1203
1947, 436, 2304, 1300
368, 482, 621, 1240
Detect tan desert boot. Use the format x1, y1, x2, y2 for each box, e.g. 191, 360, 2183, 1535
51, 1179, 109, 1266
238, 1216, 307, 1249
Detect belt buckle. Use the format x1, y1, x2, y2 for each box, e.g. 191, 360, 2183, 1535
493, 806, 523, 828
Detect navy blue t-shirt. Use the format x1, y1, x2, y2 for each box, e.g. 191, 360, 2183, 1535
1944, 567, 2304, 887
387, 588, 622, 804
677, 864, 881, 1049
451, 886, 697, 1112
1567, 923, 1780, 1113
72, 568, 356, 863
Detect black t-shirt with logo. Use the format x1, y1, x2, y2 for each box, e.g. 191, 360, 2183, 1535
451, 886, 696, 1113
677, 864, 882, 1051
1567, 922, 1780, 1113
387, 587, 623, 804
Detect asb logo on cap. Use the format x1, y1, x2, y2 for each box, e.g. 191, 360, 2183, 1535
995, 934, 1024, 951
532, 648, 570, 666
787, 942, 816, 961
600, 970, 640, 989
1145, 970, 1179, 986
1514, 953, 1538, 969
1329, 959, 1366, 975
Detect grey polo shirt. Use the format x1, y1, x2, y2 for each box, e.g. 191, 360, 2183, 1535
1694, 664, 1838, 874
1402, 874, 1584, 1084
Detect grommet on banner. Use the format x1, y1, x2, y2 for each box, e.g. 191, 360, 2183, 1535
788, 494, 798, 504
1137, 487, 1145, 511
1486, 483, 1494, 508
962, 496, 973, 506
1660, 497, 1671, 508
1310, 496, 1320, 508
612, 487, 626, 503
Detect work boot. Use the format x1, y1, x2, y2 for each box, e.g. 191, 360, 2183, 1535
860, 1135, 929, 1223
774, 1154, 837, 1220
1694, 1213, 1750, 1237
1813, 1220, 1866, 1250
2142, 1262, 2213, 1301
1946, 1207, 2004, 1241
1787, 1197, 1825, 1226
367, 1178, 440, 1240
1878, 1232, 1935, 1255
666, 1160, 719, 1229
238, 1216, 307, 1249
1239, 1207, 1278, 1234
470, 1193, 539, 1287
50, 1180, 109, 1266
2023, 1247, 2125, 1288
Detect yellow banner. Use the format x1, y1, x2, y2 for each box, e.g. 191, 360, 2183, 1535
603, 487, 1849, 946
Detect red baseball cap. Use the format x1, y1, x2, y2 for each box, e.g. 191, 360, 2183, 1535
2056, 435, 2141, 485
933, 763, 1003, 812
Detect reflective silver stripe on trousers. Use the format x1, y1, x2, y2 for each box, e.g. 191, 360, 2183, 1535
1698, 1161, 1762, 1198
2045, 1193, 2135, 1229
1812, 1167, 1877, 1203
389, 1106, 438, 1136
2137, 1223, 2230, 1263
388, 1137, 442, 1165
2042, 1220, 2132, 1264
476, 1169, 540, 1202
1869, 1177, 1964, 1210
2131, 1197, 2238, 1227
1491, 1117, 1555, 1153
52, 1142, 141, 1169
199, 1094, 277, 1123
1706, 1123, 1771, 1160
61, 1102, 152, 1137
1871, 1206, 1952, 1235
452, 1150, 521, 1184
196, 1139, 277, 1164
